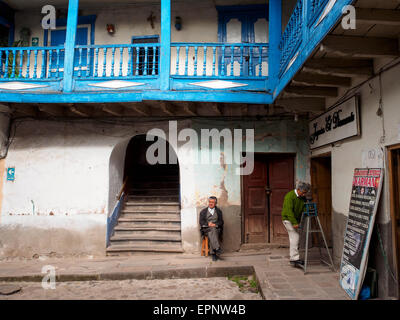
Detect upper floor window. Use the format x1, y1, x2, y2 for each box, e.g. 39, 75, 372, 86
132, 35, 159, 76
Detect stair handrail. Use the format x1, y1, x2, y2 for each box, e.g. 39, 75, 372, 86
116, 176, 128, 200
107, 177, 129, 247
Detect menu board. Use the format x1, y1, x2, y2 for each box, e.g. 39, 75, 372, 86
339, 168, 383, 300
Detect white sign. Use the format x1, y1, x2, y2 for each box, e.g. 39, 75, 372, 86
309, 96, 360, 149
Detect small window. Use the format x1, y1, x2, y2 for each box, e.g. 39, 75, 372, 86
132, 35, 159, 76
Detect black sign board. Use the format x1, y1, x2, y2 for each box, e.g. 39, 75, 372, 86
339, 168, 383, 299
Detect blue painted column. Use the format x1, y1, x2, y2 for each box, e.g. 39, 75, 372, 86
160, 0, 171, 91
63, 0, 79, 92
268, 0, 282, 93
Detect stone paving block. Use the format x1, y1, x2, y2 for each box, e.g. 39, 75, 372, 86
267, 277, 288, 284
315, 281, 337, 288
273, 289, 299, 298
269, 283, 288, 290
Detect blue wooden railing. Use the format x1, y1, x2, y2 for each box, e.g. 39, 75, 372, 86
0, 46, 64, 80
74, 43, 160, 79
106, 191, 125, 247
308, 0, 330, 26
171, 43, 268, 78
279, 0, 304, 77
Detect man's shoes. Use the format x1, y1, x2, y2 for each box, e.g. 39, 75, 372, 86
212, 254, 218, 261
215, 248, 223, 255
290, 260, 304, 266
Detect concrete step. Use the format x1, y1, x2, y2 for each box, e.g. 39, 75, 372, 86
127, 195, 179, 202
122, 204, 180, 211
114, 225, 181, 232
110, 234, 181, 242
119, 214, 181, 221
106, 244, 183, 255
118, 216, 181, 222
128, 188, 179, 196
117, 220, 180, 228
113, 229, 181, 237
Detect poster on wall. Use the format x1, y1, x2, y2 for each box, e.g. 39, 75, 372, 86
339, 168, 384, 300
309, 95, 360, 149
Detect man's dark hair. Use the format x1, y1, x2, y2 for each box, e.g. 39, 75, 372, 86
208, 196, 217, 204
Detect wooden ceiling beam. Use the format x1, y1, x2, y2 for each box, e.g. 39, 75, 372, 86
303, 58, 373, 77
321, 35, 399, 58
126, 103, 152, 116
293, 72, 352, 87
160, 102, 175, 116
182, 102, 197, 116
37, 104, 65, 117
356, 8, 400, 26
275, 98, 326, 113
101, 104, 125, 116
285, 85, 338, 97
211, 103, 223, 116
13, 104, 38, 117
68, 104, 93, 117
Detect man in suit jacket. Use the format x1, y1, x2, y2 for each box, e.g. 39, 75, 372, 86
199, 196, 224, 261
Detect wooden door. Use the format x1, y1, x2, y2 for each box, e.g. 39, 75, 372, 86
389, 146, 400, 286
243, 158, 268, 243
243, 154, 294, 244
311, 156, 333, 246
268, 157, 294, 243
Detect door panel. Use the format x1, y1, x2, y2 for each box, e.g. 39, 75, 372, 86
311, 157, 333, 246
50, 27, 89, 76
243, 158, 267, 243
269, 157, 294, 243
243, 154, 294, 244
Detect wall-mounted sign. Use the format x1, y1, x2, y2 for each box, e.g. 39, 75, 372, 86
309, 95, 360, 149
339, 168, 383, 300
31, 37, 39, 47
6, 167, 15, 181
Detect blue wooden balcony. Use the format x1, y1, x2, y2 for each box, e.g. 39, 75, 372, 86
0, 0, 354, 105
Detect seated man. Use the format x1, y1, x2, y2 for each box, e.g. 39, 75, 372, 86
199, 196, 224, 261
281, 182, 310, 267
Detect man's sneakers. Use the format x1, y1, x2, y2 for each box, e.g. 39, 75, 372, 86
290, 260, 304, 267
212, 254, 218, 261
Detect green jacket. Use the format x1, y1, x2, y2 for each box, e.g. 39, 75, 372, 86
281, 190, 306, 225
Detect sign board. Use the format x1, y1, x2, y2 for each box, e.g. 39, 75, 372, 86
339, 168, 383, 300
309, 96, 360, 149
6, 167, 15, 181
31, 37, 39, 47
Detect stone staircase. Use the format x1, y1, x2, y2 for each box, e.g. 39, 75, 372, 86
106, 172, 183, 256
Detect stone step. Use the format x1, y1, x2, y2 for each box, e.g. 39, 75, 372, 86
118, 216, 181, 222
113, 229, 181, 237
117, 220, 180, 228
126, 195, 179, 202
114, 225, 181, 232
128, 188, 179, 196
110, 234, 181, 242
122, 204, 180, 211
106, 244, 183, 255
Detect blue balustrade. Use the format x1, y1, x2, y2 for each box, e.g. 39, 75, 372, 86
0, 46, 64, 80
171, 43, 268, 78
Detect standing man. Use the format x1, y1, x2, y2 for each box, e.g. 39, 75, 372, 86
281, 182, 309, 267
199, 196, 224, 261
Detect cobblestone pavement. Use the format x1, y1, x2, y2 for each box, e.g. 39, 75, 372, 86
0, 278, 262, 300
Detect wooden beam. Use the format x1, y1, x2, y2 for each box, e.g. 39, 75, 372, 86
321, 35, 399, 58
285, 85, 338, 97
160, 102, 175, 116
37, 104, 65, 117
303, 58, 373, 77
211, 103, 223, 116
293, 72, 352, 87
101, 104, 124, 116
14, 104, 38, 117
275, 98, 326, 112
0, 103, 11, 113
241, 104, 248, 116
182, 102, 197, 116
68, 104, 93, 117
126, 103, 152, 116
356, 8, 400, 26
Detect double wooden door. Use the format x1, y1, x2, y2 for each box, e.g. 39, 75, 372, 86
243, 154, 294, 244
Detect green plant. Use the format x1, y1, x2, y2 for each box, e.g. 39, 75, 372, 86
1, 40, 23, 78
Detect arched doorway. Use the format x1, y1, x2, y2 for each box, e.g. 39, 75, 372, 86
107, 135, 182, 255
